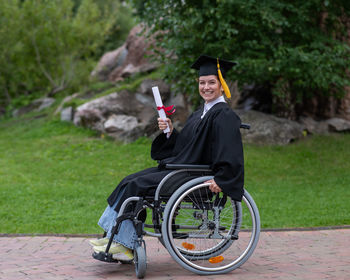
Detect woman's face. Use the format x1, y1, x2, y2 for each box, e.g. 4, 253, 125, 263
198, 75, 223, 103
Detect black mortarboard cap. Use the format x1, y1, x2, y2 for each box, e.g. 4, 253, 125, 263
191, 55, 236, 77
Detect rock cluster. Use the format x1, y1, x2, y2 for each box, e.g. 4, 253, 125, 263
71, 79, 188, 142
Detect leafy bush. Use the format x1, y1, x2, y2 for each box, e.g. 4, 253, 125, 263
131, 0, 350, 117
0, 0, 133, 109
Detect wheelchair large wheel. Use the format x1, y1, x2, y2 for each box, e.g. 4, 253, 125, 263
161, 177, 260, 275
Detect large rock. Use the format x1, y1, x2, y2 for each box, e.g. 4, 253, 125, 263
104, 114, 144, 142
73, 90, 156, 141
60, 106, 74, 122
90, 45, 128, 81
74, 109, 105, 132
91, 24, 159, 82
299, 117, 329, 135
74, 91, 133, 117
104, 114, 139, 132
236, 110, 305, 145
326, 117, 350, 132
299, 116, 350, 134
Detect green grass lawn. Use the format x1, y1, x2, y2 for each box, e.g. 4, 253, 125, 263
0, 113, 349, 234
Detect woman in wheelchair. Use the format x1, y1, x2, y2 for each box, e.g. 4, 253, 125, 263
90, 55, 245, 263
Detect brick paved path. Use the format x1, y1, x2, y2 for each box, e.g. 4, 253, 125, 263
1, 229, 349, 280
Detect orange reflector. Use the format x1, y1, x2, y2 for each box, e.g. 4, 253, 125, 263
182, 242, 195, 250
209, 256, 224, 263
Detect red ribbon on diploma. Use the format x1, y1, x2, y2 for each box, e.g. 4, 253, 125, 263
157, 105, 176, 116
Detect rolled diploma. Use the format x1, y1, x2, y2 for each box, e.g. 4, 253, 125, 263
152, 86, 170, 133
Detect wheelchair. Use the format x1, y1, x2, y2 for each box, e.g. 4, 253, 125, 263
93, 124, 261, 279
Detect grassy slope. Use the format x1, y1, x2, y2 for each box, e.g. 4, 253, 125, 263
0, 113, 349, 234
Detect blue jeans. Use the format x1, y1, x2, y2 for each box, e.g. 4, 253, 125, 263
98, 189, 137, 250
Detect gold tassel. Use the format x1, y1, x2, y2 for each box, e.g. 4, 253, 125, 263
217, 58, 231, 99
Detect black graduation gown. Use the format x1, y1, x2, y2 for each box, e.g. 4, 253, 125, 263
107, 102, 244, 211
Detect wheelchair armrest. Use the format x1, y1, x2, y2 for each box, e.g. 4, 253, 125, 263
165, 164, 211, 170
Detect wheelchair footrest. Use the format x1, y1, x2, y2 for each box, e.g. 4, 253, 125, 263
92, 251, 120, 263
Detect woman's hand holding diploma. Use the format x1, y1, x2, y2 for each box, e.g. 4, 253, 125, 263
158, 118, 173, 135
152, 86, 176, 134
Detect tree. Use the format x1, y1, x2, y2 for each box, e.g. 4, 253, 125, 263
131, 0, 350, 119
0, 0, 127, 110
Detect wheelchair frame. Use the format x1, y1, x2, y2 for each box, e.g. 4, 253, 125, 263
93, 124, 261, 279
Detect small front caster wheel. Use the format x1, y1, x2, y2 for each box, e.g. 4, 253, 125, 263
134, 245, 147, 279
